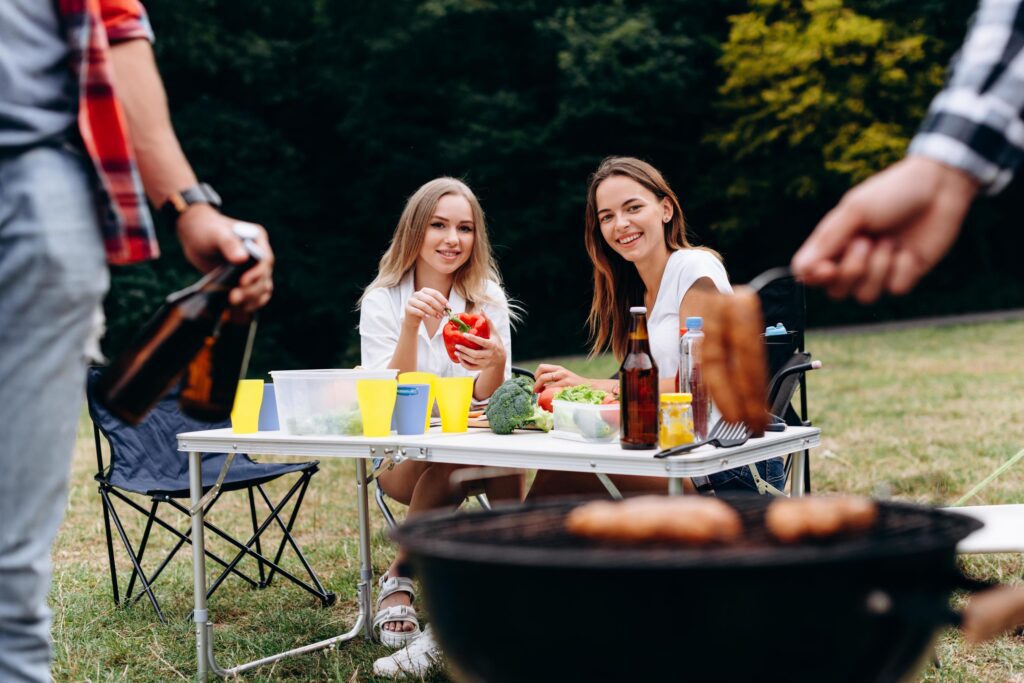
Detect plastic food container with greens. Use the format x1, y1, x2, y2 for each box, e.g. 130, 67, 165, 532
549, 385, 620, 443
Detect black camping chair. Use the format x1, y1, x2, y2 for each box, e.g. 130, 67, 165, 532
86, 368, 335, 622
750, 267, 816, 494
373, 367, 536, 529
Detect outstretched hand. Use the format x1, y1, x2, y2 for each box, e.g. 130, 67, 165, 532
791, 156, 979, 303
533, 364, 587, 392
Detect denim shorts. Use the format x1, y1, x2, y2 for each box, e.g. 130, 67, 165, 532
707, 457, 785, 494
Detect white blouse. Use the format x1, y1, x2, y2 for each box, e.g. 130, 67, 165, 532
359, 270, 513, 388
647, 249, 732, 380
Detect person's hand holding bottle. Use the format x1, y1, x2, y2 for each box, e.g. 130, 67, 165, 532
175, 205, 275, 310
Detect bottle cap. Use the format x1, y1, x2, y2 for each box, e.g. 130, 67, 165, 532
764, 322, 788, 336
661, 392, 692, 404
685, 316, 703, 330
629, 306, 646, 314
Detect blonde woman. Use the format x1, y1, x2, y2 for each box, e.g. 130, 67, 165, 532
359, 177, 523, 648
529, 156, 785, 498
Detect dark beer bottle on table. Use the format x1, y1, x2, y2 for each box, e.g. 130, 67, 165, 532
96, 240, 261, 424
620, 306, 659, 450
179, 306, 258, 422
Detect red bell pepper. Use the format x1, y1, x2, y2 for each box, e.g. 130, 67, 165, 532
442, 310, 490, 363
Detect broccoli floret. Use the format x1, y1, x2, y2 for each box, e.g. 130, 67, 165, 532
485, 377, 535, 434
485, 377, 552, 434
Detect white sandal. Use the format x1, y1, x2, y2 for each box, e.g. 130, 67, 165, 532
373, 625, 442, 677
374, 575, 422, 648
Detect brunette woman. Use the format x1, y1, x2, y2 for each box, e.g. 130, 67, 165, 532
529, 157, 784, 499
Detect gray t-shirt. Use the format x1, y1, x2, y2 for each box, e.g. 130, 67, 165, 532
0, 1, 77, 148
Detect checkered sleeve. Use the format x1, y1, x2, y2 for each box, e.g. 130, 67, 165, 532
908, 0, 1024, 194
99, 0, 154, 43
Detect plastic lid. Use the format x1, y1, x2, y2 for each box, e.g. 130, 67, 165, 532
661, 392, 692, 403
685, 316, 703, 330
270, 368, 398, 380
764, 322, 788, 336
629, 306, 646, 314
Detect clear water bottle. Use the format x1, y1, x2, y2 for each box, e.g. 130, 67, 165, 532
679, 316, 710, 440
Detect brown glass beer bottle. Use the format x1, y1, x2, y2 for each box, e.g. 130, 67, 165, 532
619, 306, 659, 449
96, 240, 261, 424
179, 306, 257, 422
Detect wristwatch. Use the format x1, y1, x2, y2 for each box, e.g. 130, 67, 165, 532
160, 182, 222, 221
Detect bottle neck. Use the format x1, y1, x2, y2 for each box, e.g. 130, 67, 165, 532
627, 313, 650, 350
167, 247, 260, 306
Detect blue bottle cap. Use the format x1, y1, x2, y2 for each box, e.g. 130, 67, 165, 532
685, 316, 703, 330
764, 322, 788, 336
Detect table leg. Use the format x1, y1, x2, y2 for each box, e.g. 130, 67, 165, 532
189, 451, 209, 682
355, 458, 374, 639
594, 472, 623, 500
668, 478, 685, 496
790, 450, 807, 497
187, 455, 375, 679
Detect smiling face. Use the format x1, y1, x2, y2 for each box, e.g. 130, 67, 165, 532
595, 175, 673, 264
416, 192, 476, 278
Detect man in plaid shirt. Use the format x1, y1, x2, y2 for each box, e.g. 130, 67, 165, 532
0, 2, 273, 680
792, 0, 1024, 302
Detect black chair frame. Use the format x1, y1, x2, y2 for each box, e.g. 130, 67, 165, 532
93, 424, 336, 623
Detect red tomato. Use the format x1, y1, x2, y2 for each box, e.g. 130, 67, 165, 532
538, 387, 558, 413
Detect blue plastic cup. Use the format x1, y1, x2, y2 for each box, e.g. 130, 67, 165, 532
258, 383, 280, 431
394, 384, 431, 435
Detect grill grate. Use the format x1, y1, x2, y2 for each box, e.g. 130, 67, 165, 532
395, 496, 983, 570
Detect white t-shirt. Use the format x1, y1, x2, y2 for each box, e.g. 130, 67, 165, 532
359, 270, 513, 387
648, 249, 732, 380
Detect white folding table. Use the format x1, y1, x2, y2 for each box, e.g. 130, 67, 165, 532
177, 425, 820, 679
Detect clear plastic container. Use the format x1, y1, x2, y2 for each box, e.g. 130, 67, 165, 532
270, 369, 398, 435
550, 400, 620, 443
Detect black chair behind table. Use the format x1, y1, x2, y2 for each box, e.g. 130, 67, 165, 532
374, 367, 535, 529
749, 267, 815, 494
86, 367, 335, 623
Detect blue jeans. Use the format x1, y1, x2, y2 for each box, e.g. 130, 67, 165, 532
708, 457, 786, 494
0, 141, 108, 682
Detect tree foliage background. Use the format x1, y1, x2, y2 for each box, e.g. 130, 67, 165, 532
102, 0, 1024, 374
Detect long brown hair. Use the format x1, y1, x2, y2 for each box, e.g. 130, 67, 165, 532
361, 177, 511, 315
584, 156, 721, 360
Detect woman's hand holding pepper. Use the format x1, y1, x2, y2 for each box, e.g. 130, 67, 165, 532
403, 288, 449, 329
533, 364, 587, 392
454, 319, 505, 371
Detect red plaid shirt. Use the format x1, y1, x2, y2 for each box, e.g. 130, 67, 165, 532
58, 0, 159, 265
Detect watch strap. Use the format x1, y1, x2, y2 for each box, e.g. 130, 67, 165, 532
161, 182, 222, 220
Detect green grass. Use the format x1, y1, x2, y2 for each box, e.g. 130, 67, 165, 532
52, 321, 1024, 681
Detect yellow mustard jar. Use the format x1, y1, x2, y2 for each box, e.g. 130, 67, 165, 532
658, 393, 694, 450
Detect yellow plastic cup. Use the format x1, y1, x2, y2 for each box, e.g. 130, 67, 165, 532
434, 376, 474, 433
231, 380, 264, 434
398, 371, 437, 431
356, 379, 398, 437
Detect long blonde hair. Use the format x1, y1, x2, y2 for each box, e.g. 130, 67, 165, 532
361, 177, 508, 314
584, 157, 722, 361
